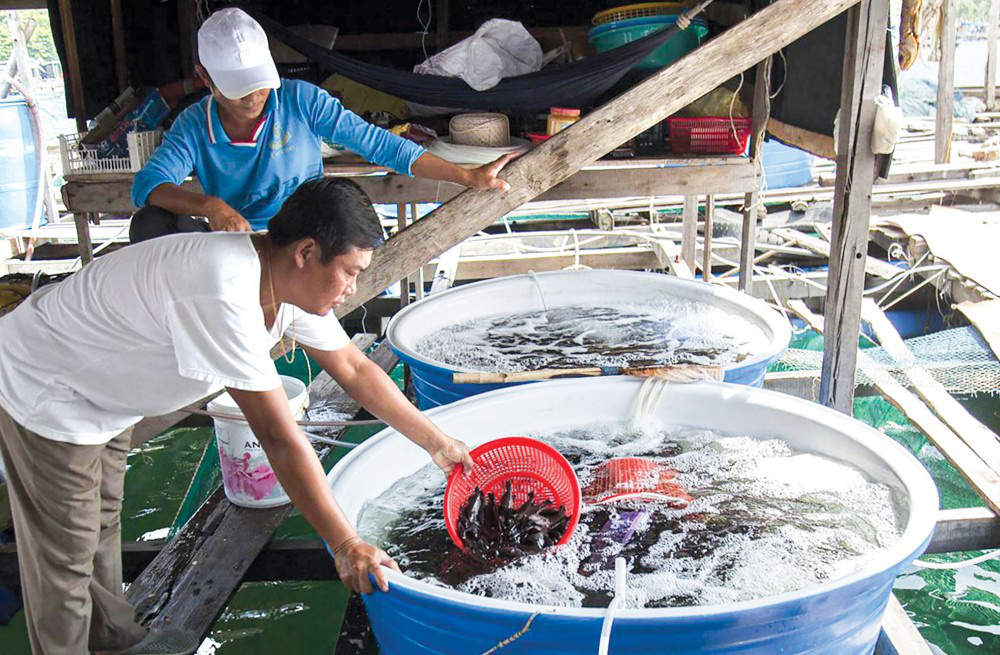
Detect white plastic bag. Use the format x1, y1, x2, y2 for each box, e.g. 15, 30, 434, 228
414, 19, 543, 91
872, 93, 903, 155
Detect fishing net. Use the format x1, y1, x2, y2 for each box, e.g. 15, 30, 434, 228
777, 327, 1000, 396
582, 457, 692, 506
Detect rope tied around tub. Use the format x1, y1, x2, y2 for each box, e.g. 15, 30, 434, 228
480, 611, 542, 654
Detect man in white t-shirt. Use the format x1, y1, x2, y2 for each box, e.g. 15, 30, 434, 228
0, 178, 473, 655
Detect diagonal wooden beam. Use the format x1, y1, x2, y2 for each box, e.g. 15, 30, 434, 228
336, 0, 864, 317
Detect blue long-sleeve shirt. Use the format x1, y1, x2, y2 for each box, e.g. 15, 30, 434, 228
132, 79, 426, 230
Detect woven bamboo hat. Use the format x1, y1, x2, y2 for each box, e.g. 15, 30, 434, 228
448, 113, 511, 148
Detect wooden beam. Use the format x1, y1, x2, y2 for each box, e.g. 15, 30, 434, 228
56, 0, 87, 132
788, 300, 1000, 516
935, 0, 956, 164
767, 117, 836, 160
110, 0, 127, 93
681, 195, 698, 272
819, 0, 889, 414
880, 596, 934, 655
335, 0, 868, 318
740, 56, 772, 292
772, 227, 899, 279
126, 338, 397, 643
73, 212, 94, 265
862, 299, 1000, 475
0, 16, 35, 98
59, 159, 758, 214
927, 507, 1000, 554
987, 0, 1000, 111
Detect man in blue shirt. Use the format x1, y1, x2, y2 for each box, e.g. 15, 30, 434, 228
130, 8, 513, 242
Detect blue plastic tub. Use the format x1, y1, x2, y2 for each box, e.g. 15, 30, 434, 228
761, 138, 815, 189
329, 378, 938, 655
387, 270, 791, 409
0, 98, 40, 230
587, 16, 709, 71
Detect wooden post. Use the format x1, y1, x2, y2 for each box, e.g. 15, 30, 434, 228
110, 0, 127, 93
988, 0, 1000, 111
335, 0, 866, 318
410, 202, 425, 300
681, 195, 698, 272
57, 0, 88, 132
819, 0, 890, 414
740, 56, 772, 292
935, 0, 956, 164
702, 194, 714, 280
397, 203, 410, 308
74, 212, 94, 265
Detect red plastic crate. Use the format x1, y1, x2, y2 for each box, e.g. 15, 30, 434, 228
668, 117, 752, 155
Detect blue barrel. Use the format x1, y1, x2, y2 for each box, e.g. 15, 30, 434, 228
387, 270, 791, 409
328, 379, 938, 655
0, 98, 40, 230
761, 138, 815, 189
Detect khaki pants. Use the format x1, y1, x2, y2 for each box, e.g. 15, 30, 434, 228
0, 406, 147, 654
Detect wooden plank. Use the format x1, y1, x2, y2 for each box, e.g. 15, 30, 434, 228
772, 227, 900, 280
740, 57, 772, 292
767, 117, 836, 160
60, 160, 758, 215
819, 0, 889, 414
681, 195, 698, 272
935, 0, 956, 164
56, 0, 87, 132
73, 212, 94, 265
334, 0, 867, 318
880, 596, 934, 655
862, 299, 1000, 475
988, 0, 1000, 111
788, 299, 1000, 515
956, 299, 1000, 360
927, 507, 1000, 554
125, 338, 398, 642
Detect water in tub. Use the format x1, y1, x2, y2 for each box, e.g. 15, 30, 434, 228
413, 300, 771, 372
357, 420, 905, 608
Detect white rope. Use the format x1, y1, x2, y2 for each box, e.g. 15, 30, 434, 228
598, 558, 628, 655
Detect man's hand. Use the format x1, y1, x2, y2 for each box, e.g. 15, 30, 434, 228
205, 198, 252, 232
465, 153, 516, 192
333, 536, 400, 594
427, 436, 475, 477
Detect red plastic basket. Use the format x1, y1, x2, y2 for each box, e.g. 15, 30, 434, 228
444, 437, 582, 551
668, 117, 752, 155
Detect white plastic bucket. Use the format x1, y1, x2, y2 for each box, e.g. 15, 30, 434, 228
208, 375, 308, 508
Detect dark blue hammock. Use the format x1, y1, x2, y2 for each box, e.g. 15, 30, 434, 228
254, 12, 694, 112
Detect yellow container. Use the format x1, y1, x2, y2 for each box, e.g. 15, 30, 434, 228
546, 107, 581, 136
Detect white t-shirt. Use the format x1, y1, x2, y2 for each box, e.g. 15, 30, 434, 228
0, 233, 349, 444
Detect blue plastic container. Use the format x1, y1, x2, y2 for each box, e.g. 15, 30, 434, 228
329, 379, 938, 655
761, 138, 814, 189
0, 98, 40, 230
587, 16, 709, 71
387, 270, 791, 409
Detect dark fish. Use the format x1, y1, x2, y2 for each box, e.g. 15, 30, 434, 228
455, 480, 570, 562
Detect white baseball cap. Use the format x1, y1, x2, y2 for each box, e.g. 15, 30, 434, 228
198, 8, 280, 100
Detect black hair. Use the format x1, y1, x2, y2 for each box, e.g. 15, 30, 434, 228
267, 177, 384, 262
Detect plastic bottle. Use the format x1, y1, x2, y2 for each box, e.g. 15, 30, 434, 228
547, 107, 581, 136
